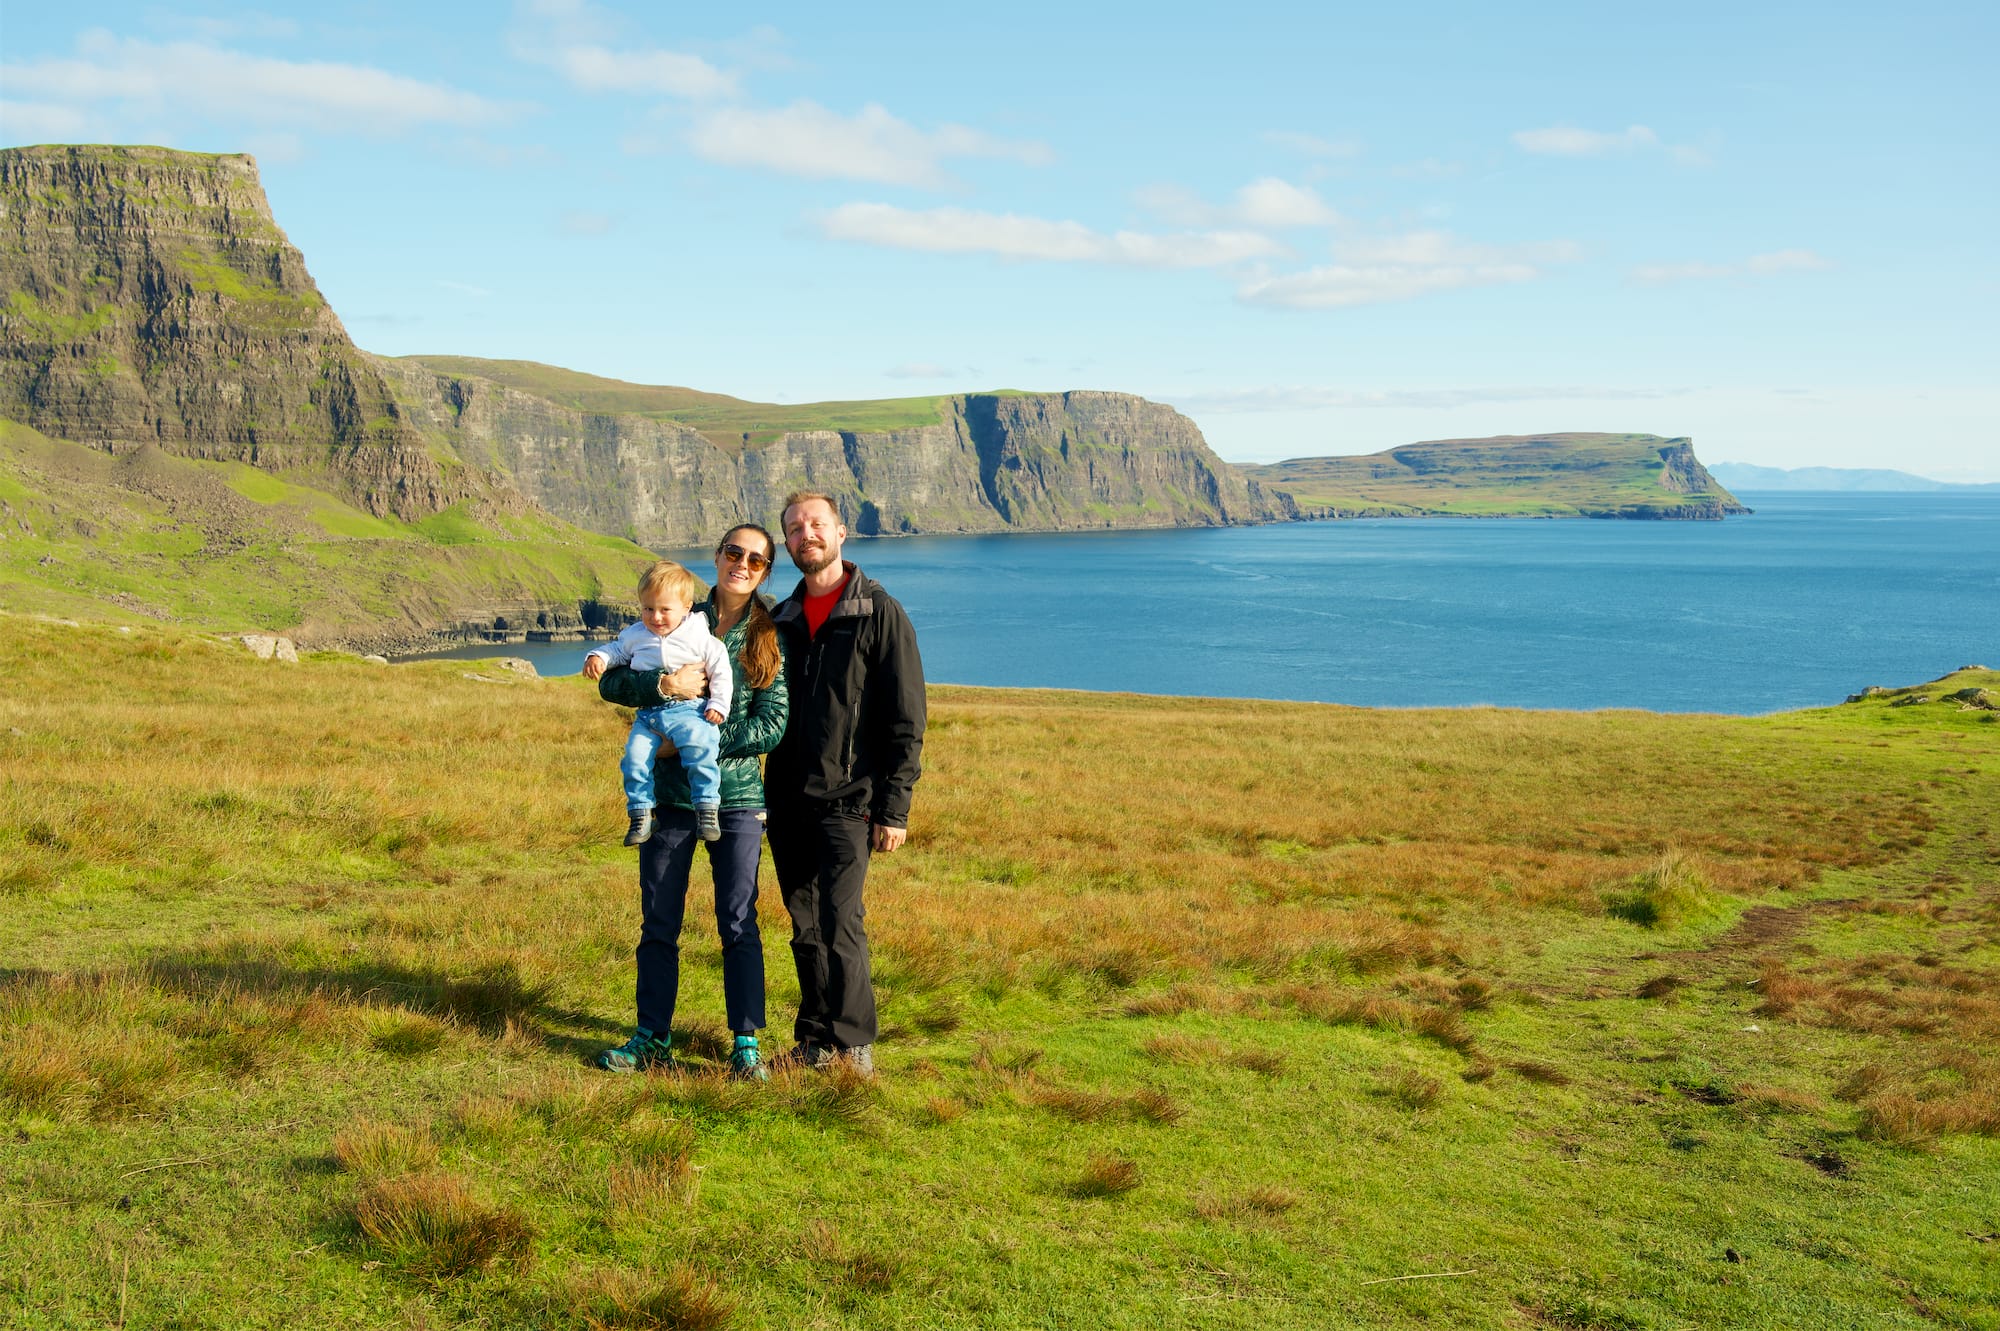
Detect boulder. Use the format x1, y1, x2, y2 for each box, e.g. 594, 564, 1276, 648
1945, 687, 1997, 710
489, 657, 538, 678
240, 633, 299, 663
361, 654, 390, 665
1844, 686, 1891, 703
1888, 694, 1930, 708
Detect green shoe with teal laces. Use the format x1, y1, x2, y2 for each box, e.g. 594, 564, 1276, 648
597, 1028, 674, 1074
729, 1035, 769, 1082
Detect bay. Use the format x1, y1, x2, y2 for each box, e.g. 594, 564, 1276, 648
401, 493, 2000, 715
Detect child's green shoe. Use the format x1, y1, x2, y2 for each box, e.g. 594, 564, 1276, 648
729, 1035, 769, 1082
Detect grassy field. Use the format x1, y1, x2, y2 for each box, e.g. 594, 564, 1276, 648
397, 357, 975, 453
1, 615, 1995, 1329
1242, 434, 1742, 518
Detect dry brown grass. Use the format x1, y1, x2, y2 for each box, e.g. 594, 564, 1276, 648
1069, 1155, 1141, 1198
1194, 1186, 1300, 1221
1377, 1066, 1446, 1110
332, 1119, 439, 1178
1027, 1084, 1184, 1125
801, 1220, 900, 1295
352, 1172, 534, 1280
569, 1265, 738, 1331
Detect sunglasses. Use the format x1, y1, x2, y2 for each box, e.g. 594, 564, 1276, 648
718, 543, 772, 571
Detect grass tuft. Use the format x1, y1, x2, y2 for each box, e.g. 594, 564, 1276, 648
571, 1265, 738, 1331
1195, 1186, 1300, 1220
352, 1172, 534, 1280
1378, 1066, 1446, 1110
332, 1118, 438, 1178
1604, 849, 1730, 929
1069, 1155, 1141, 1198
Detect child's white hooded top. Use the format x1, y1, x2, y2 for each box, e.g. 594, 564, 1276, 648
588, 615, 734, 718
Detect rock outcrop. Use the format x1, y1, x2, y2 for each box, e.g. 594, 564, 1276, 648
382, 358, 1291, 548
0, 144, 500, 520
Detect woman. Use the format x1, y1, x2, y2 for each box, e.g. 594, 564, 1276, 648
595, 524, 788, 1079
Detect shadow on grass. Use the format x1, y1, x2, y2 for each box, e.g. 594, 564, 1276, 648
137, 947, 624, 1061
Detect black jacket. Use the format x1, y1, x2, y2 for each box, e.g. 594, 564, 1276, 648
767, 562, 925, 826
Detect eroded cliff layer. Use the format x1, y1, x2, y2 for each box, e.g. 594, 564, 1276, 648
387, 357, 1294, 548
0, 144, 484, 520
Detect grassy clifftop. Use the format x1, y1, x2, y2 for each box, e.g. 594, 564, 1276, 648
1245, 432, 1748, 519
400, 355, 976, 452
2, 621, 1993, 1327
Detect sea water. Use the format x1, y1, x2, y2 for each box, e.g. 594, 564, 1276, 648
401, 492, 2000, 715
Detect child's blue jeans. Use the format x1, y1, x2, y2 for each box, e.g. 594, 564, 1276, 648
622, 702, 722, 811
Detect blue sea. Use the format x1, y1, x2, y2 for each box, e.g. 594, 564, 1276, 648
404, 493, 2000, 715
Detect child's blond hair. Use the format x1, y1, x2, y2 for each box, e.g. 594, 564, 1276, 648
636, 559, 700, 604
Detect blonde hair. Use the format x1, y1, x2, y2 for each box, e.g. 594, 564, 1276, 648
781, 490, 840, 531
636, 559, 700, 604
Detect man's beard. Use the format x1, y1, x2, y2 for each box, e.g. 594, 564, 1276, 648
791, 541, 837, 574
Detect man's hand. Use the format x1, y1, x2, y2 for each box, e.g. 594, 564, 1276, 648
659, 661, 707, 701
871, 823, 907, 854
582, 653, 606, 681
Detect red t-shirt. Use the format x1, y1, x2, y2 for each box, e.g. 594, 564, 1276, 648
802, 572, 851, 639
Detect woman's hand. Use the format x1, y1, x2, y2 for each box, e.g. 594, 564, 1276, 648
658, 662, 708, 701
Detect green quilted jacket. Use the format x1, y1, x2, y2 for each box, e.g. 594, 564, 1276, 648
596, 598, 789, 811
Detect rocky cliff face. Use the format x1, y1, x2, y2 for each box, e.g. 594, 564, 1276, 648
0, 145, 489, 520
383, 358, 1292, 548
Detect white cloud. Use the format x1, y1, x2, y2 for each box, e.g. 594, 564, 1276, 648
509, 0, 735, 99
1631, 249, 1832, 284
1513, 123, 1708, 165
1238, 263, 1537, 309
886, 362, 962, 380
689, 102, 1052, 188
1136, 177, 1338, 228
820, 202, 1284, 268
547, 46, 735, 99
1235, 230, 1575, 309
557, 210, 613, 235
0, 99, 94, 142
435, 280, 493, 298
2, 31, 508, 135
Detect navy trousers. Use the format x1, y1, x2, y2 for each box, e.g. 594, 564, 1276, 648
634, 807, 767, 1036
766, 797, 877, 1049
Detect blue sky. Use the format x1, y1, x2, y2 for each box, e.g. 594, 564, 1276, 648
5, 2, 1996, 479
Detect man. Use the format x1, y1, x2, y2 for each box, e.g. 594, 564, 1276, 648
765, 490, 925, 1076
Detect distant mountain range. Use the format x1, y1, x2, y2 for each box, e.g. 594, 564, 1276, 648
1711, 463, 2000, 492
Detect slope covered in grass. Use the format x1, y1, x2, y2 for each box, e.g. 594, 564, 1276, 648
0, 420, 652, 646
1243, 432, 1747, 518
1, 620, 1995, 1328
399, 355, 967, 451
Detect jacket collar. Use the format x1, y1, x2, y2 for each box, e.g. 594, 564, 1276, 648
773, 561, 870, 624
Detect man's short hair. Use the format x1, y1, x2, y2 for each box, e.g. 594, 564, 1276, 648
636, 559, 700, 603
781, 490, 839, 530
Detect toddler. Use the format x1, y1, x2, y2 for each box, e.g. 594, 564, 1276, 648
583, 560, 734, 845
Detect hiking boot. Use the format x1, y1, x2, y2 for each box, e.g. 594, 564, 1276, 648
694, 805, 722, 842
730, 1035, 769, 1082
623, 809, 655, 847
597, 1028, 673, 1074
841, 1044, 876, 1078
781, 1041, 836, 1071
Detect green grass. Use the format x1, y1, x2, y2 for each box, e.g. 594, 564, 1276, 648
397, 355, 1012, 452
1245, 433, 1744, 518
1, 621, 1995, 1327
0, 419, 654, 641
